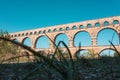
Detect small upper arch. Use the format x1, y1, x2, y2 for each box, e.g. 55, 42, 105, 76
43, 30, 46, 33
87, 24, 92, 28
79, 25, 84, 29
104, 21, 109, 26
18, 34, 21, 36
22, 33, 24, 36
53, 29, 57, 32
95, 22, 100, 27
72, 25, 77, 30
11, 35, 13, 37
39, 31, 42, 34
59, 28, 64, 31
48, 29, 52, 32
26, 33, 28, 36
66, 27, 70, 30
30, 32, 33, 35
113, 20, 119, 25
34, 31, 37, 35
14, 34, 17, 37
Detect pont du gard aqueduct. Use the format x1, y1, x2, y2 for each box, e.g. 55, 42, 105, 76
10, 16, 120, 57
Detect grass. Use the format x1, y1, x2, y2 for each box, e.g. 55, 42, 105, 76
1, 57, 120, 80
0, 36, 77, 80
0, 32, 120, 80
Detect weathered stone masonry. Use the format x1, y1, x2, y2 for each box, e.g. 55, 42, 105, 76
10, 16, 120, 57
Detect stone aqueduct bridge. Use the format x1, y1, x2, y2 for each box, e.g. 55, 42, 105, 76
10, 16, 120, 57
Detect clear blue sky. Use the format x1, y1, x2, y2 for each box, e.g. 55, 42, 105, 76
1, 0, 120, 56
0, 0, 120, 33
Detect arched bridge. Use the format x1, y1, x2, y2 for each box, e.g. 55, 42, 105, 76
10, 16, 120, 57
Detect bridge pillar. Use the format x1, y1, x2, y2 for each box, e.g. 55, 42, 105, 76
50, 41, 55, 49
92, 49, 100, 58
66, 32, 75, 48
17, 37, 23, 43
69, 40, 74, 47
31, 40, 35, 49
30, 36, 36, 49
46, 33, 56, 49
92, 37, 97, 47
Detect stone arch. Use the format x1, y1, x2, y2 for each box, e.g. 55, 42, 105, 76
18, 34, 21, 36
59, 28, 64, 31
43, 30, 46, 33
26, 33, 28, 36
14, 34, 17, 37
66, 27, 70, 30
13, 38, 19, 42
87, 24, 92, 28
95, 22, 100, 27
48, 29, 52, 32
75, 49, 93, 58
79, 25, 84, 29
22, 37, 32, 47
99, 48, 116, 57
74, 31, 92, 46
113, 20, 119, 25
34, 31, 37, 35
35, 35, 50, 48
53, 29, 57, 32
72, 25, 77, 30
38, 31, 42, 34
30, 32, 33, 35
22, 33, 24, 36
54, 33, 69, 47
74, 49, 84, 57
104, 21, 109, 26
97, 28, 119, 46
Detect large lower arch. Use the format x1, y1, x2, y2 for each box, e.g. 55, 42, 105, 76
55, 33, 69, 47
13, 38, 19, 43
99, 48, 116, 57
35, 36, 50, 48
22, 37, 32, 47
97, 28, 119, 46
74, 31, 92, 46
75, 49, 93, 58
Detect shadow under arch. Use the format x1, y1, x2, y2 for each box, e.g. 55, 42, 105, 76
54, 33, 69, 47
35, 35, 50, 49
73, 31, 92, 47
22, 37, 32, 47
98, 48, 116, 57
97, 28, 119, 46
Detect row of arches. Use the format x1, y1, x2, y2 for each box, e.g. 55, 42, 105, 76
76, 48, 117, 58
14, 28, 119, 48
11, 20, 119, 37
